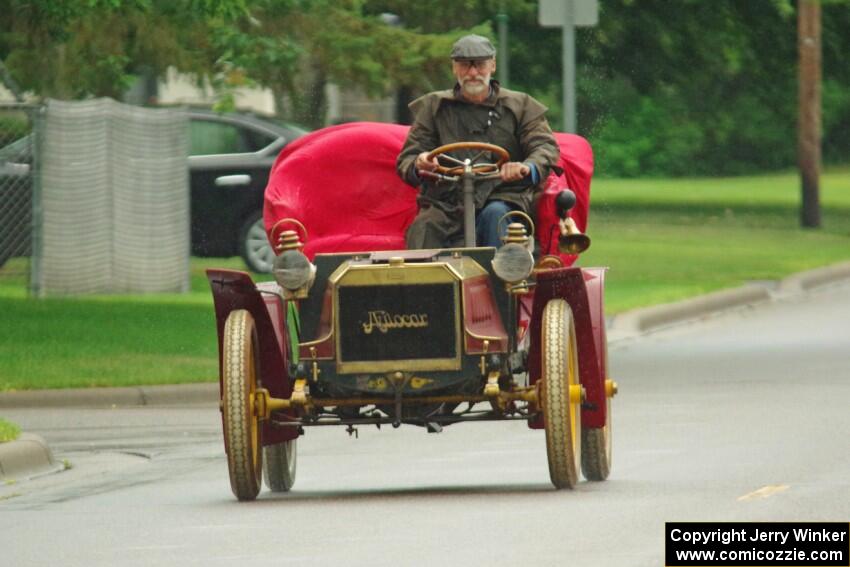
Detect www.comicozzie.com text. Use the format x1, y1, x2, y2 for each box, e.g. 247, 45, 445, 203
669, 527, 847, 547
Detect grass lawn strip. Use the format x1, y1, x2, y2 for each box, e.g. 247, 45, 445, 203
0, 170, 849, 390
583, 169, 850, 312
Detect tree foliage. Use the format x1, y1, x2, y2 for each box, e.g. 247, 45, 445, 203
208, 0, 490, 125
0, 1, 243, 99
503, 0, 850, 175
0, 0, 484, 126
2, 0, 849, 174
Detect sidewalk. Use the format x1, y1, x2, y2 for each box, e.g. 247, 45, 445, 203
2, 260, 849, 482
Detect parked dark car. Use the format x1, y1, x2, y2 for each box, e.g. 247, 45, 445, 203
187, 110, 307, 272
0, 109, 307, 272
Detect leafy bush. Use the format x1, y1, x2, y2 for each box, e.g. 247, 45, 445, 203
588, 89, 705, 177
585, 79, 844, 178
0, 418, 21, 443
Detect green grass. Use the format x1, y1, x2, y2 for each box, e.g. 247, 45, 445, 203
0, 169, 849, 390
0, 418, 21, 442
580, 170, 850, 312
0, 257, 272, 391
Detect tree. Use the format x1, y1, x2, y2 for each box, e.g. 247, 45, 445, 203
0, 1, 250, 100
0, 0, 487, 127
3, 0, 849, 173
209, 0, 491, 126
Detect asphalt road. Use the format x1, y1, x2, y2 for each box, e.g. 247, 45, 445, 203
1, 282, 849, 567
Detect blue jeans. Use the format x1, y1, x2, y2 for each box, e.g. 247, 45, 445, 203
476, 200, 515, 248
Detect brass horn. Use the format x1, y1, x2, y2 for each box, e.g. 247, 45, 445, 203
558, 217, 591, 255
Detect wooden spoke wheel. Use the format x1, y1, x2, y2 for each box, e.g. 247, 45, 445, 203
222, 309, 263, 501
541, 299, 581, 489
264, 439, 297, 492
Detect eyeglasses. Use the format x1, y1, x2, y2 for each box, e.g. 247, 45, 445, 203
454, 59, 492, 72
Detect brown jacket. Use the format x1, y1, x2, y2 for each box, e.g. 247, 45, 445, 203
397, 82, 561, 218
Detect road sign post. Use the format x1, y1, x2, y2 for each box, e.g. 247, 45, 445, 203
539, 0, 598, 133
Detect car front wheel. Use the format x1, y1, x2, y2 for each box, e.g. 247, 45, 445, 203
541, 299, 582, 489
239, 212, 275, 273
222, 309, 264, 501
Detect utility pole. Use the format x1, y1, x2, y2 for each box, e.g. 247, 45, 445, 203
798, 0, 821, 228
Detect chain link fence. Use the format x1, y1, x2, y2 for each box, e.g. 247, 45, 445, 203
0, 103, 39, 291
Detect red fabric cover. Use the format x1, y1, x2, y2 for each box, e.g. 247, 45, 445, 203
535, 133, 594, 265
264, 122, 593, 264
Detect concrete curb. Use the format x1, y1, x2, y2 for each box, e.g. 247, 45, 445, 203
609, 284, 771, 339
0, 385, 218, 482
0, 433, 63, 481
778, 260, 850, 294
608, 260, 850, 342
0, 382, 218, 410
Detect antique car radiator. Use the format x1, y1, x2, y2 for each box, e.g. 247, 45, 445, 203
332, 262, 462, 373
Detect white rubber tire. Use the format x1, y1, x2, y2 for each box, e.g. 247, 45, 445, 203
222, 309, 263, 501
581, 396, 612, 481
541, 299, 581, 489
264, 439, 297, 492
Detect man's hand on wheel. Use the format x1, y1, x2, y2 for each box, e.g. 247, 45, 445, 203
500, 161, 530, 182
416, 151, 439, 172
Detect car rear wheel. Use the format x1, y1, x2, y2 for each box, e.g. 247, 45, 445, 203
581, 397, 612, 481
264, 439, 297, 492
541, 299, 581, 489
239, 212, 275, 273
222, 309, 263, 501
581, 323, 613, 481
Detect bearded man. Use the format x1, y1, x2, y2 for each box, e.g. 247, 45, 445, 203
396, 34, 561, 249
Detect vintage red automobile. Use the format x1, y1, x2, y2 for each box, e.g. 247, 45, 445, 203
207, 122, 617, 500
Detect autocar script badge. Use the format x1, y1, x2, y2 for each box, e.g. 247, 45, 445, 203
361, 311, 429, 334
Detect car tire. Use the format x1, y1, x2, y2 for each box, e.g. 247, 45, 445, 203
264, 439, 297, 492
239, 212, 275, 274
581, 397, 612, 481
222, 309, 264, 501
541, 299, 581, 489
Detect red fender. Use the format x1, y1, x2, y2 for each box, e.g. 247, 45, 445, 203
207, 269, 297, 444
527, 267, 607, 430
582, 267, 609, 389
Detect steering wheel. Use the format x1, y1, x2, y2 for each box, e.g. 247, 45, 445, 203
426, 142, 510, 177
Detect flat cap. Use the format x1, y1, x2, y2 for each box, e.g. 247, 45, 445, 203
450, 34, 496, 60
